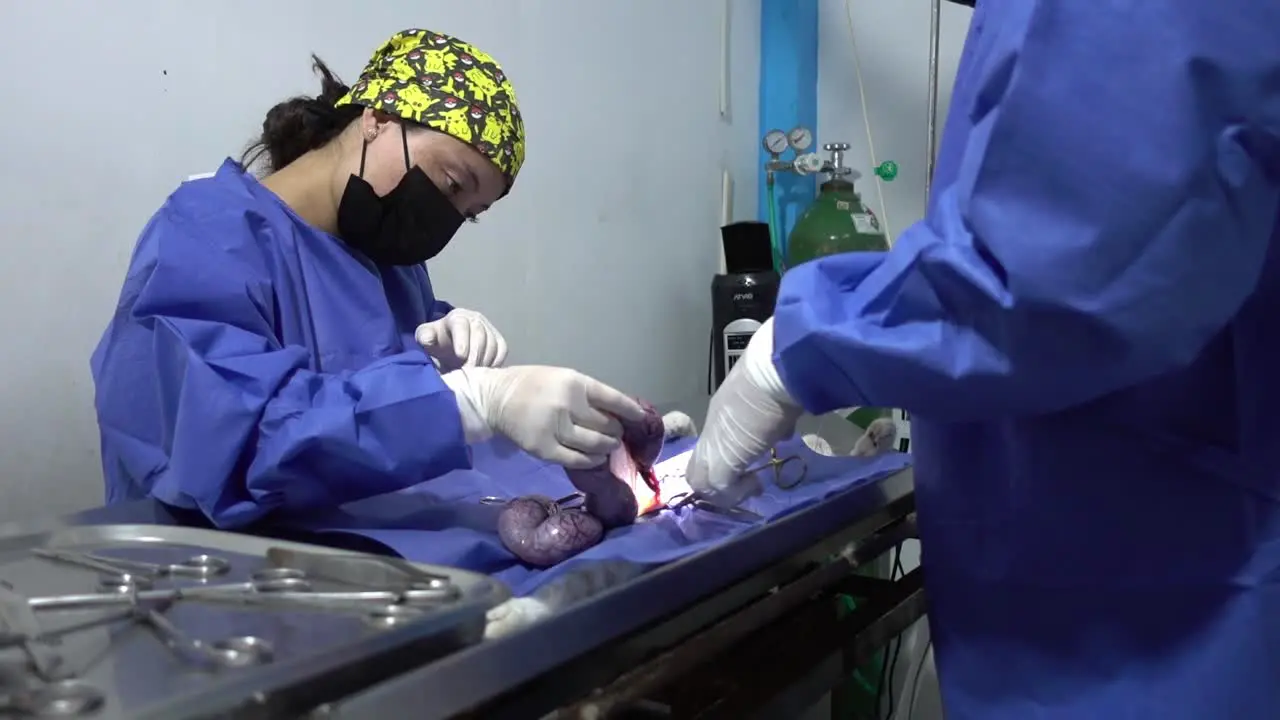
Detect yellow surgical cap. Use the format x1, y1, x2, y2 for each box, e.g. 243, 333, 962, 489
337, 29, 526, 186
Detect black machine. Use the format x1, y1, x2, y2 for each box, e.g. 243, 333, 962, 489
709, 222, 780, 390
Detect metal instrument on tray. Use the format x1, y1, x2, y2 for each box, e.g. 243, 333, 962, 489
0, 524, 509, 719
0, 581, 63, 680
0, 678, 106, 717
33, 549, 231, 579
137, 600, 272, 669
24, 569, 429, 612
262, 546, 457, 599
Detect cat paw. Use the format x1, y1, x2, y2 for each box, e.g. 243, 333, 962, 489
851, 417, 899, 457
661, 411, 698, 439
802, 433, 834, 456
485, 597, 553, 640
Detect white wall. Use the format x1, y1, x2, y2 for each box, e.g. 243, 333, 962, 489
0, 0, 760, 520
817, 2, 973, 717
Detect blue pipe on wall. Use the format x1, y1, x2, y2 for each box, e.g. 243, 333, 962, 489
758, 0, 819, 248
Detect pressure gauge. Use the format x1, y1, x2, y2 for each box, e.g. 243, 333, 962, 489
787, 126, 814, 152
763, 129, 789, 155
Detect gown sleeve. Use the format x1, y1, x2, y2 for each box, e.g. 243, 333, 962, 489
429, 299, 455, 321
92, 205, 471, 528
773, 0, 1280, 422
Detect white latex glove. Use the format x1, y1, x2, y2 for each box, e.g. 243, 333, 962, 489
415, 309, 508, 370
686, 318, 804, 506
442, 365, 645, 469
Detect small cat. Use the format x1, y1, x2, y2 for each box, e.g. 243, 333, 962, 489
852, 417, 899, 457
483, 411, 898, 639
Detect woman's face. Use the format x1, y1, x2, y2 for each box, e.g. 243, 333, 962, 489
347, 108, 507, 221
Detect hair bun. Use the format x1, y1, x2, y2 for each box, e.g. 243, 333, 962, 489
240, 55, 363, 173
316, 76, 351, 107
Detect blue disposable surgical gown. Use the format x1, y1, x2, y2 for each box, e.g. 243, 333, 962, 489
773, 2, 1280, 718
92, 160, 470, 528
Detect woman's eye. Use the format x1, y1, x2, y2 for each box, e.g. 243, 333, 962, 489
446, 178, 463, 195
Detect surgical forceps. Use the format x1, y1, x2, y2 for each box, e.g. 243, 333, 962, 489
0, 679, 105, 717
25, 566, 449, 612
665, 493, 766, 524
743, 447, 808, 490
479, 492, 583, 508
95, 572, 427, 630
33, 548, 231, 579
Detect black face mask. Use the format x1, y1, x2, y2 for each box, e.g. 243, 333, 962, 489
336, 124, 465, 266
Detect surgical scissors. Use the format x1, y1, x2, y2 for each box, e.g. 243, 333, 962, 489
138, 602, 272, 669
21, 574, 426, 634
262, 547, 453, 595
33, 548, 231, 579
742, 447, 808, 490
118, 572, 429, 632
0, 679, 105, 717
94, 567, 309, 595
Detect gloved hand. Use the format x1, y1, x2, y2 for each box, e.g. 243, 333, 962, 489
442, 365, 646, 469
415, 309, 508, 371
686, 318, 804, 506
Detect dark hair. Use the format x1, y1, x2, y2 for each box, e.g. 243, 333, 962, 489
241, 55, 365, 173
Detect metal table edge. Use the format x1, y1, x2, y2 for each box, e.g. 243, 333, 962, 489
334, 467, 916, 718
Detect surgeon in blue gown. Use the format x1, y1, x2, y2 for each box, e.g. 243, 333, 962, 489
92, 30, 644, 529
689, 2, 1280, 718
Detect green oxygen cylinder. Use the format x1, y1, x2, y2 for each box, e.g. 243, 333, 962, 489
786, 143, 893, 267
786, 145, 898, 432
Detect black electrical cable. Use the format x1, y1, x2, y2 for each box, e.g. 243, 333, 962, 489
874, 544, 906, 719
883, 550, 906, 718
903, 638, 935, 719
874, 633, 891, 717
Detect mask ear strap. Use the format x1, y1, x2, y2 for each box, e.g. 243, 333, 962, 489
400, 123, 411, 170
358, 139, 369, 178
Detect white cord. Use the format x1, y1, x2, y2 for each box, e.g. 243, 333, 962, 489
844, 0, 894, 245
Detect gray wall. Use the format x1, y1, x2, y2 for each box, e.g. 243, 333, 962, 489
0, 0, 761, 521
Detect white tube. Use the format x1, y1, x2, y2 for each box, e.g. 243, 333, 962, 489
720, 168, 733, 227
